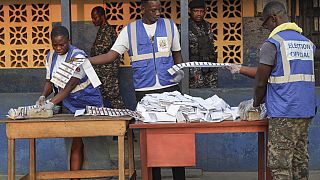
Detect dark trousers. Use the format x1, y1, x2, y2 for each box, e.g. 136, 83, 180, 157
135, 85, 186, 180
152, 167, 186, 180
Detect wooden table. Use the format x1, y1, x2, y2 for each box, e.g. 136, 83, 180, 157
130, 120, 271, 180
4, 114, 136, 180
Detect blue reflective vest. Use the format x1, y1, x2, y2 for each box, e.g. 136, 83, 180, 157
46, 45, 103, 113
127, 18, 177, 90
266, 30, 316, 118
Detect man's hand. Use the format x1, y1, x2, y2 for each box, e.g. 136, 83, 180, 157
226, 64, 242, 74
44, 101, 55, 110
170, 70, 185, 83
238, 99, 260, 120
36, 96, 46, 107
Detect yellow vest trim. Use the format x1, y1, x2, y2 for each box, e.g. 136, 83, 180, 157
268, 34, 314, 84
129, 18, 173, 62
71, 78, 91, 93
130, 52, 171, 62
269, 74, 315, 84
268, 22, 302, 38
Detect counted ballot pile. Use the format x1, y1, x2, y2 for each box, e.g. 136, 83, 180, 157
136, 91, 239, 123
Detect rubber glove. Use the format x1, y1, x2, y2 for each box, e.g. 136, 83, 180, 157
238, 99, 261, 120
226, 64, 242, 74
36, 96, 46, 107
44, 101, 55, 110
170, 70, 185, 83
259, 103, 267, 119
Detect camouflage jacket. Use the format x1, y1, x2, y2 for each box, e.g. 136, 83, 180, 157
189, 19, 217, 62
90, 22, 117, 56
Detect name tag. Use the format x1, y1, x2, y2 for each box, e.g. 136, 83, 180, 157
157, 37, 169, 52
284, 40, 313, 61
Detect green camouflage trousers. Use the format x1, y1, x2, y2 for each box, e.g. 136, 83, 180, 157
93, 59, 125, 109
189, 67, 218, 88
268, 117, 311, 180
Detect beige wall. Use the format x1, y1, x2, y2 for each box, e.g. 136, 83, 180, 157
0, 0, 257, 68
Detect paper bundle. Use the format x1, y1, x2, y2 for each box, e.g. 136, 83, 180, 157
7, 105, 53, 120
136, 91, 240, 123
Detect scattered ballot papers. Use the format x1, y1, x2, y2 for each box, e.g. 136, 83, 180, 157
51, 57, 101, 89
136, 91, 240, 123
74, 106, 144, 120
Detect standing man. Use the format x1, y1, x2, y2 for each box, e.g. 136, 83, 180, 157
89, 0, 186, 179
91, 6, 125, 109
188, 0, 217, 88
240, 1, 316, 179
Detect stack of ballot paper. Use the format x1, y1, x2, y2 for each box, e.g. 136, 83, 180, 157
136, 91, 240, 123
7, 105, 53, 120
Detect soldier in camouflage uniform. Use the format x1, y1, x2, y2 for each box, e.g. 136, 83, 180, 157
188, 0, 217, 88
91, 6, 125, 109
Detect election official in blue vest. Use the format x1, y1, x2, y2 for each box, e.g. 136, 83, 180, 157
229, 1, 316, 179
89, 0, 186, 179
36, 26, 104, 180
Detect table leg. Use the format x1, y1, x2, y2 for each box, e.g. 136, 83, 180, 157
258, 132, 264, 180
128, 129, 135, 179
29, 139, 36, 180
8, 139, 15, 180
140, 129, 152, 180
265, 130, 272, 180
118, 135, 125, 180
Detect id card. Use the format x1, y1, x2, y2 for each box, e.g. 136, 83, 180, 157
157, 37, 169, 52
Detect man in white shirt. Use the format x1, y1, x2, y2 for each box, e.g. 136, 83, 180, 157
89, 0, 186, 179
89, 0, 184, 101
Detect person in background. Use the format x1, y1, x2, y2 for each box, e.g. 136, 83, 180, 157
91, 6, 125, 109
231, 1, 316, 179
188, 0, 218, 88
36, 26, 103, 180
89, 0, 186, 179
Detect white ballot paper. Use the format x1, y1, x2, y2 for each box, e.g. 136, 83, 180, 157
142, 112, 176, 123
136, 91, 238, 123
51, 58, 101, 89
166, 104, 181, 116
82, 59, 101, 88
167, 62, 231, 75
74, 109, 86, 117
